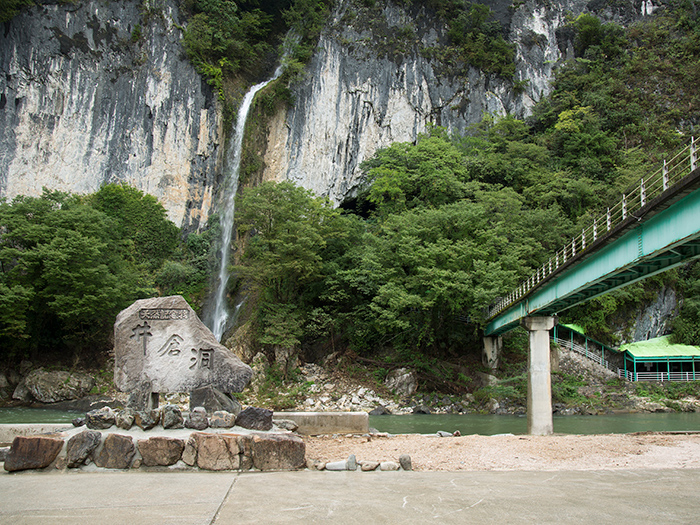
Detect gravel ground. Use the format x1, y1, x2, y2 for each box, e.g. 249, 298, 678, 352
304, 432, 700, 471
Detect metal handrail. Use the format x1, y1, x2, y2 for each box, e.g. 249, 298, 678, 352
487, 137, 697, 320
553, 336, 626, 380
634, 371, 699, 382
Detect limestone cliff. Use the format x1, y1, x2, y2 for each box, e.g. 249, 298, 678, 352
262, 0, 658, 203
0, 0, 661, 221
0, 0, 223, 230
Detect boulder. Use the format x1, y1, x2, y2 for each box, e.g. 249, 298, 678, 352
181, 434, 198, 466
72, 417, 86, 427
133, 409, 160, 430
93, 434, 136, 469
239, 433, 306, 471
22, 369, 96, 404
65, 430, 102, 468
369, 406, 392, 416
475, 371, 499, 388
126, 380, 159, 411
191, 433, 239, 471
137, 437, 185, 466
236, 407, 273, 431
11, 379, 34, 402
114, 296, 252, 394
399, 454, 412, 471
273, 419, 299, 432
361, 460, 379, 471
209, 411, 236, 428
380, 461, 400, 471
4, 436, 63, 472
86, 407, 116, 429
161, 404, 184, 429
184, 406, 209, 430
115, 408, 135, 430
384, 368, 417, 397
0, 372, 9, 400
413, 405, 432, 415
189, 385, 242, 415
324, 460, 348, 471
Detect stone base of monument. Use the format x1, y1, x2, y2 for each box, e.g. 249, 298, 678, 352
2, 425, 305, 473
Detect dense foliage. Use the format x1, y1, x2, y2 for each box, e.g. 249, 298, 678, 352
231, 1, 700, 386
426, 0, 515, 78
0, 0, 33, 23
0, 185, 208, 364
180, 0, 333, 100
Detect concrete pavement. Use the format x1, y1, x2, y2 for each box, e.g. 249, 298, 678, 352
1, 468, 699, 524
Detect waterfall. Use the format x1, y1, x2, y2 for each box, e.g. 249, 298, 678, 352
208, 66, 284, 341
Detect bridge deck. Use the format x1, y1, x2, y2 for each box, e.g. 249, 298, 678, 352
485, 163, 700, 336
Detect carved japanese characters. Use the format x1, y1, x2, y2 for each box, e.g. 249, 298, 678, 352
114, 296, 252, 394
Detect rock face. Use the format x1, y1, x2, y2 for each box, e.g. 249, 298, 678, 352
623, 286, 679, 343
0, 0, 222, 231
261, 0, 651, 203
1, 0, 658, 225
23, 369, 96, 404
4, 436, 64, 472
114, 296, 253, 394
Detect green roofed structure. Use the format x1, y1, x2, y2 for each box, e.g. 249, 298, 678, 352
620, 336, 700, 382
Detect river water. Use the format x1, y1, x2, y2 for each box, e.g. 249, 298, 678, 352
1, 408, 699, 435
369, 412, 700, 435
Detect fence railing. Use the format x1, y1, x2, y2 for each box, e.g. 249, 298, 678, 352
633, 371, 699, 382
553, 336, 628, 380
553, 337, 700, 382
487, 137, 698, 320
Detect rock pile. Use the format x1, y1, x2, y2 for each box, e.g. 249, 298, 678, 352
3, 429, 306, 473
2, 401, 307, 473
296, 364, 473, 415
307, 453, 413, 472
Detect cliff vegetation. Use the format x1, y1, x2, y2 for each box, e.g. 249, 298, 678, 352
230, 0, 700, 395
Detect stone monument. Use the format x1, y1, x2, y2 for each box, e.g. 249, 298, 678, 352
114, 296, 252, 409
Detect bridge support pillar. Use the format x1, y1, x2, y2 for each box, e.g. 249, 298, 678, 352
482, 336, 503, 370
521, 316, 558, 435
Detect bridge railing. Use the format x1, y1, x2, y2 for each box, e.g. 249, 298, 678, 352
487, 137, 697, 320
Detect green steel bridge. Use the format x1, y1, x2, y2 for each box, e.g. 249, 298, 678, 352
484, 137, 700, 337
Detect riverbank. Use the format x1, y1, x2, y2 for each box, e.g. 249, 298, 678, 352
304, 431, 700, 472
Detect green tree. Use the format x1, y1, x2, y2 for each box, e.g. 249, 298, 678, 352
234, 181, 357, 353
0, 186, 185, 363
90, 183, 179, 270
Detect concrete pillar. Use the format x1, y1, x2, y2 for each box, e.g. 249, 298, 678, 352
482, 335, 503, 370
521, 316, 558, 435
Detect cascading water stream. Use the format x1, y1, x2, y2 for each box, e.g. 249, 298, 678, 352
208, 66, 284, 341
